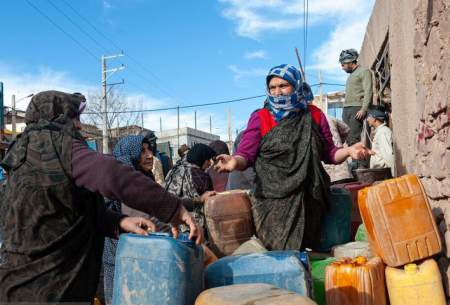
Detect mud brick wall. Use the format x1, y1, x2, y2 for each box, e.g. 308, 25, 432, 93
414, 0, 450, 220
414, 2, 450, 302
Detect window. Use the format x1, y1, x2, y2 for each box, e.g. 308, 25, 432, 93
371, 34, 391, 112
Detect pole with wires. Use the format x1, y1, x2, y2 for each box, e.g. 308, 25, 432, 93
177, 105, 180, 150
295, 48, 306, 81
101, 53, 125, 154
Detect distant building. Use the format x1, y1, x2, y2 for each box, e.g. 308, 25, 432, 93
81, 123, 103, 153
3, 107, 26, 135
313, 91, 345, 120
109, 125, 149, 139
156, 127, 220, 161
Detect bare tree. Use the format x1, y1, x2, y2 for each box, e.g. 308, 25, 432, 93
81, 89, 140, 140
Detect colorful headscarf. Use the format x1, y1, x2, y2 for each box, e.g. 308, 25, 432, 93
112, 135, 145, 169
266, 64, 314, 122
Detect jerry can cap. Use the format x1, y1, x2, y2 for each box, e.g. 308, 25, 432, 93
404, 263, 418, 273
354, 256, 368, 265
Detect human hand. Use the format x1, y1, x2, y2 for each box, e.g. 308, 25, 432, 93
199, 191, 216, 203
119, 217, 157, 235
348, 142, 374, 160
214, 154, 237, 173
170, 205, 204, 245
354, 109, 367, 121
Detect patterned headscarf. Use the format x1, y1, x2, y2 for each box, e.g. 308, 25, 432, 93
112, 135, 145, 169
266, 64, 314, 122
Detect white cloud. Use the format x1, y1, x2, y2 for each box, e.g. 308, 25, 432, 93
219, 0, 300, 39
102, 0, 113, 10
227, 64, 267, 81
219, 0, 375, 81
310, 10, 373, 82
244, 50, 267, 60
0, 64, 95, 109
219, 0, 373, 39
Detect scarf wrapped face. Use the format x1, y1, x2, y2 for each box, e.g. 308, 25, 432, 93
266, 64, 313, 122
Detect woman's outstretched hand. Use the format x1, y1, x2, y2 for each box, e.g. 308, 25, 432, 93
214, 154, 238, 173
348, 142, 374, 160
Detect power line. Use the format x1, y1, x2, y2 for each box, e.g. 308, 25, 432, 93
310, 83, 345, 87
43, 2, 176, 100
61, 0, 123, 51
14, 81, 345, 115
25, 0, 99, 62
60, 0, 178, 99
47, 0, 110, 54
83, 94, 266, 115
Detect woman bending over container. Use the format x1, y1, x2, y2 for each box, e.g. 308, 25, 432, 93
0, 91, 202, 303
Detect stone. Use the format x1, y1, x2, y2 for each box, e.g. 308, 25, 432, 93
440, 178, 450, 197
437, 109, 450, 130
431, 140, 449, 180
422, 177, 443, 199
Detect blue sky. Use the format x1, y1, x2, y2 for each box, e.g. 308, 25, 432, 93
0, 0, 374, 139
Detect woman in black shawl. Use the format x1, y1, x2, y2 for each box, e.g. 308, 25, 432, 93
0, 91, 202, 303
215, 65, 371, 250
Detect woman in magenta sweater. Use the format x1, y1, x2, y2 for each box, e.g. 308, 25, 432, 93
215, 64, 370, 250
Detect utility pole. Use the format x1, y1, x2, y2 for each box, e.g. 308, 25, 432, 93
0, 82, 3, 141
209, 115, 212, 134
227, 108, 232, 150
11, 94, 16, 134
141, 112, 144, 131
159, 117, 162, 132
194, 111, 197, 130
177, 106, 180, 149
318, 70, 323, 111
101, 53, 125, 154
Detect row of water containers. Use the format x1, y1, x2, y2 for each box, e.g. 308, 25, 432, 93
112, 175, 447, 305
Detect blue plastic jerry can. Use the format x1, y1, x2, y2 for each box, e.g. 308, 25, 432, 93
315, 187, 352, 252
205, 250, 312, 297
112, 232, 204, 305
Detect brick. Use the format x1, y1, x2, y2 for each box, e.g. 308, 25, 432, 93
431, 140, 448, 179
422, 177, 443, 199
437, 109, 450, 130
441, 178, 450, 197
416, 155, 432, 177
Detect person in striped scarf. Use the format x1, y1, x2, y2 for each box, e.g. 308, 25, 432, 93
215, 64, 371, 251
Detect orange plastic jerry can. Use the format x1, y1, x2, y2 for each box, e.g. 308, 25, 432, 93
358, 174, 441, 267
325, 256, 387, 305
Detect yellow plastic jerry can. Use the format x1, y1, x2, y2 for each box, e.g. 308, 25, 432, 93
385, 259, 446, 305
